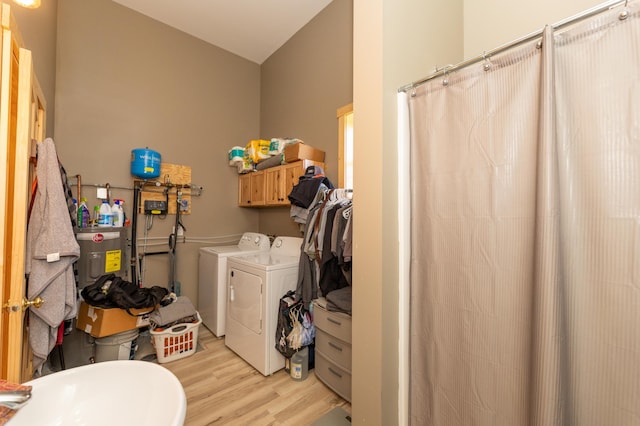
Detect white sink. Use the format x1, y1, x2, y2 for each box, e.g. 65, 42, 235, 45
10, 360, 186, 426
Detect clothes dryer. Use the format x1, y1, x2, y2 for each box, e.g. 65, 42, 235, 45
198, 232, 271, 337
225, 236, 302, 376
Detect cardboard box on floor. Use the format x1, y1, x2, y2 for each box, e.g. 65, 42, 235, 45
284, 142, 325, 163
76, 301, 153, 338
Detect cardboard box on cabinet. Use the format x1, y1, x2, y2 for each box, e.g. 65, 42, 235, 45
284, 142, 325, 163
76, 301, 153, 338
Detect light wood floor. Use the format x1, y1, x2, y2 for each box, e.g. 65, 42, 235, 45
161, 326, 352, 426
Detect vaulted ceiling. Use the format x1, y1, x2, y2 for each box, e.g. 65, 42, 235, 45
111, 0, 334, 64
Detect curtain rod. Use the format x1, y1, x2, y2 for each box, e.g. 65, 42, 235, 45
398, 0, 628, 93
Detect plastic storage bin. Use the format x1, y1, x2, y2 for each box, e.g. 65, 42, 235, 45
94, 328, 139, 362
150, 312, 201, 363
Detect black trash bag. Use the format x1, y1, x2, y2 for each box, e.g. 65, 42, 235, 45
81, 273, 168, 315
275, 290, 316, 359
275, 291, 302, 359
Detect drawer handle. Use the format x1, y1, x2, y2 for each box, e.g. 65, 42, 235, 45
327, 317, 342, 326
328, 367, 343, 378
328, 342, 343, 352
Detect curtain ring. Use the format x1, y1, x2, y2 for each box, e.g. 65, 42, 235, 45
442, 65, 450, 86
482, 52, 491, 71
620, 0, 629, 20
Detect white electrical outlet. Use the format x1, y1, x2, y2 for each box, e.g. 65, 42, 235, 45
96, 187, 108, 199
177, 226, 184, 236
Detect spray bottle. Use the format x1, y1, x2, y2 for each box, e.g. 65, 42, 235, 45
93, 205, 100, 226
111, 199, 125, 227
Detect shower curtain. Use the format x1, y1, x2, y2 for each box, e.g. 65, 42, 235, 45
407, 3, 640, 426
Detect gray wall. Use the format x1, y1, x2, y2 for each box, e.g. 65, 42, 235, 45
259, 0, 353, 238
53, 0, 262, 304
10, 0, 58, 136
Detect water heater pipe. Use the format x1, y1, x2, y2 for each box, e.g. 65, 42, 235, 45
131, 183, 141, 286
76, 174, 81, 201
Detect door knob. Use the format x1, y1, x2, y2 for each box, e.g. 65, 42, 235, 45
2, 297, 44, 312
22, 296, 44, 310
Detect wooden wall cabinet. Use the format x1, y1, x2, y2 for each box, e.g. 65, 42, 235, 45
238, 159, 324, 208
238, 171, 266, 206
238, 173, 252, 206
265, 167, 285, 205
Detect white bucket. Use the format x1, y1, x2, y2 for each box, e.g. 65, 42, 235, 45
94, 329, 139, 362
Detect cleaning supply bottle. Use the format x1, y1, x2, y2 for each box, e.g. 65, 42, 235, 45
98, 199, 113, 227
78, 198, 90, 228
290, 346, 309, 381
93, 205, 100, 226
76, 198, 82, 228
111, 199, 124, 227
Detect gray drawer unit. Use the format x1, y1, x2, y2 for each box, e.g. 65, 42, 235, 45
313, 303, 352, 343
313, 300, 352, 402
315, 350, 352, 402
315, 328, 352, 372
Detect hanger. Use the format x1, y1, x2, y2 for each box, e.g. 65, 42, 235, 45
342, 205, 352, 219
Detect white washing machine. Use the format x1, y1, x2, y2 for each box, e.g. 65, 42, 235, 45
198, 232, 271, 337
225, 236, 302, 376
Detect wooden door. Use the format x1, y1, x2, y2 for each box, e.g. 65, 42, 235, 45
0, 3, 46, 382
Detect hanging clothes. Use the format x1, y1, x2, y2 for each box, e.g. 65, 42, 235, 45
295, 188, 352, 306
317, 200, 350, 296
289, 165, 334, 225
25, 138, 80, 373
